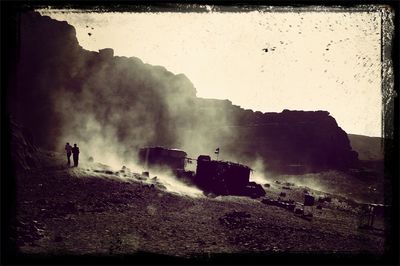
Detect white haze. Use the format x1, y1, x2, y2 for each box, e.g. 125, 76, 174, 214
248, 157, 331, 194
147, 170, 204, 197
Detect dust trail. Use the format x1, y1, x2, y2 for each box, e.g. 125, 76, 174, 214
86, 154, 204, 198
277, 174, 329, 193
147, 170, 204, 198
248, 157, 274, 185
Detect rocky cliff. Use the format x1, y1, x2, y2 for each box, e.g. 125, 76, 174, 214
11, 120, 40, 171
7, 11, 358, 173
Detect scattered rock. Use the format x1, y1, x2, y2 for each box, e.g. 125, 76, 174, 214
219, 211, 251, 229
142, 172, 149, 177
143, 184, 155, 189
318, 196, 332, 203
16, 219, 45, 245
294, 208, 304, 215
146, 205, 157, 216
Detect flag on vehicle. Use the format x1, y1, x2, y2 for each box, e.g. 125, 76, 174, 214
215, 148, 220, 154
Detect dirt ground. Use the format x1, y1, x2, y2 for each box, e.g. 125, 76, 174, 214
9, 150, 390, 264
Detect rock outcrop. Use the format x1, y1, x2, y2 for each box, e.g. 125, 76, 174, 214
227, 108, 358, 172
6, 11, 358, 173
9, 118, 41, 171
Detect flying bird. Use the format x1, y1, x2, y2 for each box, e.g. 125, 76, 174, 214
262, 48, 268, 52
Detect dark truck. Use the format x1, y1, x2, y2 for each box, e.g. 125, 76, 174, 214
138, 147, 265, 198
195, 155, 265, 198
138, 147, 194, 178
138, 147, 187, 171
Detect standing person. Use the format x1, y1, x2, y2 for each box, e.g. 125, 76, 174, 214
65, 142, 72, 166
71, 143, 80, 167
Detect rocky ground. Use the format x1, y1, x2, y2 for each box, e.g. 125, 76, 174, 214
8, 149, 390, 264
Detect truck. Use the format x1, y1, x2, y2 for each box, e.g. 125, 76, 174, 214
138, 147, 265, 198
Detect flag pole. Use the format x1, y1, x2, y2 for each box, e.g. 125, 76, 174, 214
215, 147, 220, 161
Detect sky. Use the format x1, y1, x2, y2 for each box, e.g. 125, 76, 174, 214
39, 6, 383, 137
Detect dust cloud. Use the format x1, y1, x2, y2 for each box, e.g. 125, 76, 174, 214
50, 51, 234, 175
24, 11, 237, 168
248, 156, 329, 194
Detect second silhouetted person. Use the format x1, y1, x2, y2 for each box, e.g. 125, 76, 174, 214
65, 142, 72, 166
71, 144, 80, 167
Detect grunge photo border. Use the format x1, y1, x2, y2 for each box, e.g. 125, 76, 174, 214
1, 1, 398, 265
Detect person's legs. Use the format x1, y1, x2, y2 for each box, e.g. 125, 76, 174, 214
67, 153, 71, 166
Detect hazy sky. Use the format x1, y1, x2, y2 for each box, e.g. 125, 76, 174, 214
39, 7, 383, 137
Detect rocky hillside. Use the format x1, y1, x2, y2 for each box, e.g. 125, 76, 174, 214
9, 118, 41, 172
10, 149, 387, 263
7, 11, 358, 173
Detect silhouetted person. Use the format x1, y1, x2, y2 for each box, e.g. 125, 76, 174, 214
65, 142, 72, 166
71, 144, 80, 167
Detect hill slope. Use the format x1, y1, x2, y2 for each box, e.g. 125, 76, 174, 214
348, 134, 384, 161
14, 150, 385, 260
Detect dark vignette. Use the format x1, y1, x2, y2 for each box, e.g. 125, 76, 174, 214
1, 1, 21, 265
1, 0, 398, 265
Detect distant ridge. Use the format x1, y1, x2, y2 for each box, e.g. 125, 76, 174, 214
348, 134, 384, 161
